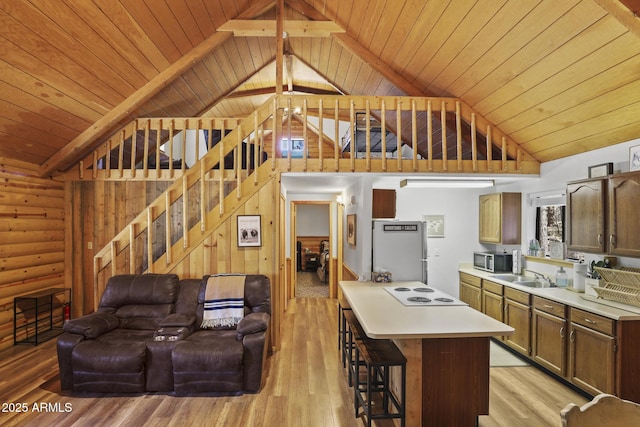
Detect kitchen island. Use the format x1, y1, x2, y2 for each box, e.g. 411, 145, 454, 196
340, 280, 514, 426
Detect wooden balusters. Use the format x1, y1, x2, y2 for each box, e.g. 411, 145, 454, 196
318, 98, 324, 170
441, 100, 447, 171
471, 113, 478, 172
381, 100, 387, 172
411, 99, 418, 171
427, 100, 433, 171
486, 125, 493, 172
365, 99, 371, 172
396, 99, 402, 172
349, 100, 355, 172
456, 101, 462, 171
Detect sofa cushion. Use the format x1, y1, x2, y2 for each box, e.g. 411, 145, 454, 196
100, 274, 179, 308
115, 304, 174, 330
63, 312, 119, 339
173, 331, 243, 372
73, 340, 146, 373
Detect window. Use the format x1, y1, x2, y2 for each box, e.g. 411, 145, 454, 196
280, 138, 305, 158
535, 205, 565, 253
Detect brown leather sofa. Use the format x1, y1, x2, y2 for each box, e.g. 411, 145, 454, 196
57, 273, 270, 394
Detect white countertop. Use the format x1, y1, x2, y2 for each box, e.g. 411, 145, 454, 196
339, 280, 514, 339
459, 267, 640, 321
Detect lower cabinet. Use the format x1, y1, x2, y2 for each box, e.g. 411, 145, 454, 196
459, 272, 482, 311
503, 287, 531, 356
532, 296, 567, 377
460, 270, 640, 402
482, 280, 504, 339
568, 307, 616, 395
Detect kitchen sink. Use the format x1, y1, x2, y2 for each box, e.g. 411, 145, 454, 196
489, 274, 556, 288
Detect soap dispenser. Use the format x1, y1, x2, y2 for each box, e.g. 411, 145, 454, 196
555, 267, 568, 287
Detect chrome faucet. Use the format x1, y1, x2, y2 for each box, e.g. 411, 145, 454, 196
525, 270, 555, 287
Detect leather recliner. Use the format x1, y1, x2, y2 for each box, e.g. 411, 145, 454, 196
57, 273, 271, 395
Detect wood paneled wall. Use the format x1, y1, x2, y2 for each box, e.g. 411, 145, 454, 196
0, 158, 65, 352
67, 180, 171, 317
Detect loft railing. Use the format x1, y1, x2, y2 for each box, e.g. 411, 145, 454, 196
74, 94, 539, 183
91, 94, 540, 305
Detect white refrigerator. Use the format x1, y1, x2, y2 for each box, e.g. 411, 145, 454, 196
371, 220, 428, 283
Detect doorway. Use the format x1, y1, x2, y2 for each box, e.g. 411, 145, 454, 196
293, 201, 331, 298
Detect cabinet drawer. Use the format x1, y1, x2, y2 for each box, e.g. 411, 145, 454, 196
483, 280, 503, 295
460, 272, 481, 288
570, 307, 614, 336
533, 296, 566, 319
504, 287, 530, 305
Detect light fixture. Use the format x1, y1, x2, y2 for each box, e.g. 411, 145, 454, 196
400, 178, 494, 188
336, 195, 344, 205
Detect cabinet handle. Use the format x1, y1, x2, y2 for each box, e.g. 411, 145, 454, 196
610, 234, 616, 247
598, 234, 603, 245
570, 330, 575, 342
584, 318, 597, 325
544, 304, 554, 310
560, 327, 565, 338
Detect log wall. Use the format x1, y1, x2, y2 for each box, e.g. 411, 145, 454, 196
0, 158, 65, 352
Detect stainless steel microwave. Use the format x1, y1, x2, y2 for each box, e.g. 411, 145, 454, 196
473, 252, 513, 273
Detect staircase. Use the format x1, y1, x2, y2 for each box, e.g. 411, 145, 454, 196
88, 94, 540, 307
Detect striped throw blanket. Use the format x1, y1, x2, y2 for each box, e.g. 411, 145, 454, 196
201, 275, 245, 329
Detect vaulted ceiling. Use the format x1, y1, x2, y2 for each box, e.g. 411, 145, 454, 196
1, 0, 639, 176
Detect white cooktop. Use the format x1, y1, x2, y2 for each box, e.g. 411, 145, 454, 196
384, 285, 468, 306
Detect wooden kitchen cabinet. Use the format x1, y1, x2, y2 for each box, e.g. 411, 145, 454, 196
532, 296, 567, 377
568, 308, 615, 396
482, 280, 503, 323
503, 287, 531, 356
459, 272, 481, 311
478, 193, 521, 244
608, 171, 640, 257
566, 178, 607, 253
372, 189, 396, 219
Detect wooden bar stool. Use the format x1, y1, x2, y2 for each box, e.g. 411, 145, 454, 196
353, 338, 406, 427
343, 309, 367, 387
338, 302, 352, 368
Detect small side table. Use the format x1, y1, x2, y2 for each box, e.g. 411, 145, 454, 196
305, 252, 319, 271
14, 287, 71, 345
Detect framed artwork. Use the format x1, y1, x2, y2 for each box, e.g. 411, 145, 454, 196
630, 145, 640, 172
347, 214, 356, 246
237, 215, 261, 247
424, 215, 445, 238
588, 162, 613, 178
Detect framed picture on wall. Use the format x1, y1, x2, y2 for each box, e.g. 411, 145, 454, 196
588, 162, 613, 178
631, 145, 640, 172
347, 214, 356, 246
237, 215, 261, 247
424, 215, 445, 238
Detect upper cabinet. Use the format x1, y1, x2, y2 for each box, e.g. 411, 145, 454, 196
479, 193, 521, 244
567, 171, 640, 257
566, 178, 607, 253
608, 172, 640, 257
372, 189, 396, 219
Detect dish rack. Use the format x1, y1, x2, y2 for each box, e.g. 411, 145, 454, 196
593, 267, 640, 308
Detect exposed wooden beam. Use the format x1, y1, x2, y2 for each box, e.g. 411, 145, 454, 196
39, 31, 233, 177
594, 0, 640, 38
227, 85, 341, 99
217, 20, 344, 37
276, 0, 284, 95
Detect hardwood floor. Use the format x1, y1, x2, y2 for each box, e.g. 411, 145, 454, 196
0, 298, 588, 427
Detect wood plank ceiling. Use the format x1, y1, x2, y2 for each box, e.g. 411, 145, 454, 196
0, 0, 639, 175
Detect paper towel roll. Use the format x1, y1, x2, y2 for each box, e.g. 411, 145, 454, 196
572, 263, 588, 291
